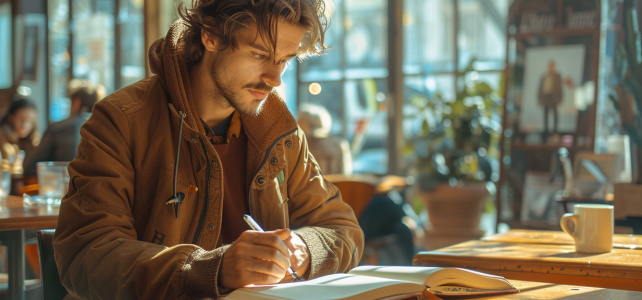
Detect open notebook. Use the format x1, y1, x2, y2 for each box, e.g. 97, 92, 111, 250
224, 265, 519, 300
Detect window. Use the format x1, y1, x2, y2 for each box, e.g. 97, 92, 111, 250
118, 0, 145, 88
72, 0, 116, 92
48, 0, 71, 121
0, 2, 11, 89
296, 0, 389, 174
295, 0, 507, 175
48, 0, 145, 122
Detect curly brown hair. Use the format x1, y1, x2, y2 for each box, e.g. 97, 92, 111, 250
178, 0, 329, 66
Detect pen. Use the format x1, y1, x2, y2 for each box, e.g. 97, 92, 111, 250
243, 214, 302, 282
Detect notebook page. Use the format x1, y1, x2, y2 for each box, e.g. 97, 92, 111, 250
348, 266, 443, 285
348, 266, 514, 290
224, 273, 425, 300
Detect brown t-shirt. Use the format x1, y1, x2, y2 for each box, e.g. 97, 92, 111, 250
204, 112, 250, 247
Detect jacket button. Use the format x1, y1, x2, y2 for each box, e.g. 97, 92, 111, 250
207, 223, 215, 231
257, 176, 266, 185
271, 157, 278, 165
191, 138, 197, 143
211, 159, 218, 167
285, 140, 292, 148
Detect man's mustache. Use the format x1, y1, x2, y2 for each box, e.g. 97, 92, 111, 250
243, 82, 273, 94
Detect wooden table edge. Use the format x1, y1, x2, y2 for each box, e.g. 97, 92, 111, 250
414, 254, 642, 292
0, 216, 58, 231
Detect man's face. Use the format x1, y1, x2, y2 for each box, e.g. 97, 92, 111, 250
205, 21, 304, 116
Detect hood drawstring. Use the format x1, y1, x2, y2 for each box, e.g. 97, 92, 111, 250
166, 111, 186, 219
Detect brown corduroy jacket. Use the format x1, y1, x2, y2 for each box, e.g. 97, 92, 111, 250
53, 21, 364, 300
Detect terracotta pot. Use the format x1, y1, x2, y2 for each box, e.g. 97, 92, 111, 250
420, 184, 489, 250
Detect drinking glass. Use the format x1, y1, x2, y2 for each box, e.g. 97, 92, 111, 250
0, 171, 10, 197
37, 162, 70, 204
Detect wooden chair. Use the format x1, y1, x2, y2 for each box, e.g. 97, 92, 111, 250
36, 230, 67, 300
324, 174, 378, 219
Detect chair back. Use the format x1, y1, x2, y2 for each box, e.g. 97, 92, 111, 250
36, 230, 68, 300
324, 174, 377, 218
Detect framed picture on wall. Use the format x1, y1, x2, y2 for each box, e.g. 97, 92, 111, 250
22, 25, 38, 80
519, 45, 586, 136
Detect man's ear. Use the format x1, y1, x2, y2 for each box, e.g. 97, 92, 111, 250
201, 30, 218, 52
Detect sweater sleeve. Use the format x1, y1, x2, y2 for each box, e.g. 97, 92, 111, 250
286, 128, 364, 279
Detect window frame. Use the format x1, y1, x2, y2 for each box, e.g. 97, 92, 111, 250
294, 0, 507, 175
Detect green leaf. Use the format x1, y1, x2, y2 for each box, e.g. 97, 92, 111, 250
402, 144, 416, 156
474, 82, 493, 96
421, 120, 430, 136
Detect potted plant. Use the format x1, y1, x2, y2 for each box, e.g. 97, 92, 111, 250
404, 60, 503, 249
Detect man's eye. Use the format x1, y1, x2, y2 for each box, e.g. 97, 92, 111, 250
278, 59, 292, 66
253, 53, 266, 59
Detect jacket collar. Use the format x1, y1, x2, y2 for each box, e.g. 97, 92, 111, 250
241, 91, 299, 152
168, 90, 298, 152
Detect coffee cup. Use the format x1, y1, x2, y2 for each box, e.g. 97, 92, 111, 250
560, 204, 613, 253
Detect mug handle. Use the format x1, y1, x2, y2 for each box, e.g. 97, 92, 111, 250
560, 213, 579, 241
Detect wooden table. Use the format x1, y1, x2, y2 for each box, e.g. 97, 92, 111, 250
0, 196, 58, 300
423, 280, 642, 299
482, 229, 642, 249
413, 230, 642, 292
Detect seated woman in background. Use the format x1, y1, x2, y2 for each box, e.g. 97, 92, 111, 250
23, 79, 105, 177
297, 103, 352, 175
0, 95, 38, 172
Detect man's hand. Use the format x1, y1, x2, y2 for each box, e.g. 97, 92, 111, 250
219, 229, 292, 289
280, 231, 311, 282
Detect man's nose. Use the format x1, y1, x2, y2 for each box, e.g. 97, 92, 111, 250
260, 64, 283, 88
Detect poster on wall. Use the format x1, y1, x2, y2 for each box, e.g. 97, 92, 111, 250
519, 45, 586, 135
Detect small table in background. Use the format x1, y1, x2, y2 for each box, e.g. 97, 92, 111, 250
423, 280, 642, 299
0, 196, 59, 300
413, 229, 642, 292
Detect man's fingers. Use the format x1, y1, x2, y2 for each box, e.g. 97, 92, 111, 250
249, 245, 291, 271
244, 257, 287, 280
241, 231, 290, 258
245, 271, 283, 285
273, 228, 291, 241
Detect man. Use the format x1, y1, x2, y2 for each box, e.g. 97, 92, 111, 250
297, 103, 352, 175
23, 79, 105, 177
537, 61, 563, 135
53, 0, 364, 299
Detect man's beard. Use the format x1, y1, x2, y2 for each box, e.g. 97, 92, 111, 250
208, 62, 273, 116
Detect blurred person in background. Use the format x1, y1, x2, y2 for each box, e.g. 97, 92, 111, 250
23, 79, 105, 177
0, 95, 38, 172
298, 104, 416, 264
297, 103, 352, 175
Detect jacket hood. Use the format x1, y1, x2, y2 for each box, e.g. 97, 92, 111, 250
149, 20, 205, 134
149, 20, 300, 150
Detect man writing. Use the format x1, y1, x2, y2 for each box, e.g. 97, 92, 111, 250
53, 0, 364, 299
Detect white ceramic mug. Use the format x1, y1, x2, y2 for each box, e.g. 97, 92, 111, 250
560, 204, 613, 253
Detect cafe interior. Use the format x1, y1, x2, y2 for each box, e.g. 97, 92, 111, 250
0, 0, 642, 299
